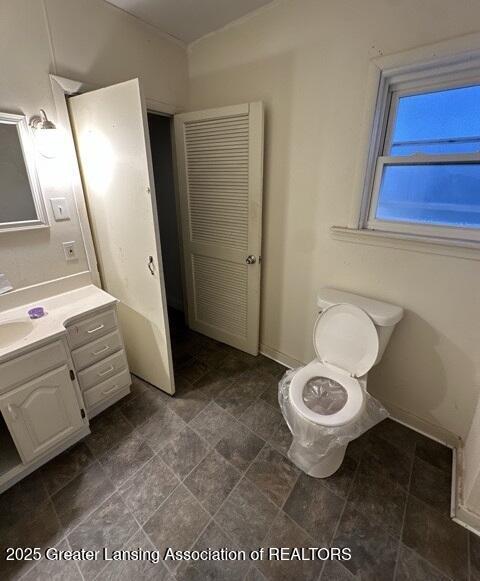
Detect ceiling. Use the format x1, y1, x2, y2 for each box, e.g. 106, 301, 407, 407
105, 0, 274, 43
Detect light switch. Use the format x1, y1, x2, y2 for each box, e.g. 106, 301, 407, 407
63, 241, 77, 261
51, 197, 70, 221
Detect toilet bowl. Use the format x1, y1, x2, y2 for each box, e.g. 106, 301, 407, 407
280, 289, 403, 478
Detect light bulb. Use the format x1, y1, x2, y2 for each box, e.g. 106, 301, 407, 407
29, 109, 60, 158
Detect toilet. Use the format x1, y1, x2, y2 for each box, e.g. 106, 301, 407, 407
281, 288, 403, 478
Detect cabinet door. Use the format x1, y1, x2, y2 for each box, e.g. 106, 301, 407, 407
0, 365, 84, 463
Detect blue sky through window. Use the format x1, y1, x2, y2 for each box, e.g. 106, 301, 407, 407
376, 164, 480, 227
375, 83, 480, 229
389, 84, 480, 155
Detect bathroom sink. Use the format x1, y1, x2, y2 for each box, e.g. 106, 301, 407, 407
0, 320, 34, 348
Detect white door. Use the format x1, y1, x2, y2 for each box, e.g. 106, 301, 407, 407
174, 103, 264, 355
0, 366, 84, 463
68, 79, 174, 394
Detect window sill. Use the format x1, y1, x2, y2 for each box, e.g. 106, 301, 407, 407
330, 226, 480, 261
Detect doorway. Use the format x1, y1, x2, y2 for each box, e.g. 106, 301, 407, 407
62, 75, 264, 397
146, 111, 186, 344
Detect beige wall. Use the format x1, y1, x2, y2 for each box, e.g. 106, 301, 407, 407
188, 0, 480, 439
2, 0, 479, 440
0, 0, 187, 291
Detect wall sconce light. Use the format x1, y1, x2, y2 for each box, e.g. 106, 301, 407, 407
29, 109, 60, 159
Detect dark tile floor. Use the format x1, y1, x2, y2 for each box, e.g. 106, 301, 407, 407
0, 311, 475, 580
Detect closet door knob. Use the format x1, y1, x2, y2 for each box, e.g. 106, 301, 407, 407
245, 255, 256, 265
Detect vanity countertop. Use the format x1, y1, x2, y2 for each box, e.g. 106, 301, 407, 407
0, 285, 117, 362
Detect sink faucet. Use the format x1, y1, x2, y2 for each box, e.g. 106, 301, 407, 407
0, 274, 13, 294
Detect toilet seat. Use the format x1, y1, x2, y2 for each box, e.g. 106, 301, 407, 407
289, 303, 379, 428
289, 362, 365, 426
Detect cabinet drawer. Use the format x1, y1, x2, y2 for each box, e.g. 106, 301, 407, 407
72, 330, 123, 371
77, 349, 128, 392
67, 309, 117, 350
0, 341, 68, 393
83, 369, 131, 409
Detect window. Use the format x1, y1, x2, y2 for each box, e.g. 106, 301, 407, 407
365, 66, 480, 243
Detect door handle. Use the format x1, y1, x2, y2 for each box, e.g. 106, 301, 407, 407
245, 255, 256, 265
147, 256, 155, 275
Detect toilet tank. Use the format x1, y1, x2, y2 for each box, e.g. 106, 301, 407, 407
317, 288, 403, 365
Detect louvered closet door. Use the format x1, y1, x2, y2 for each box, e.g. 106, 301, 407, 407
174, 103, 264, 355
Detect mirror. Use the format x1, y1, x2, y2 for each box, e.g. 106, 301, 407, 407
0, 112, 48, 231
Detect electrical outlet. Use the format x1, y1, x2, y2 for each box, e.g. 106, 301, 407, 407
63, 241, 77, 261
50, 197, 70, 221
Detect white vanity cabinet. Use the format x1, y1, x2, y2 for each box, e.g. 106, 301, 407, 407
67, 306, 131, 417
0, 337, 89, 492
0, 288, 131, 493
0, 364, 84, 463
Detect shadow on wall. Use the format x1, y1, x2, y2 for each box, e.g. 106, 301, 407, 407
368, 308, 476, 435
45, 0, 187, 110
189, 51, 320, 357
55, 20, 308, 351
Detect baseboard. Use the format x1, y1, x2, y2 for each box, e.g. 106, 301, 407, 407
260, 344, 460, 449
379, 399, 460, 449
453, 504, 480, 536
259, 343, 304, 369
451, 443, 480, 537
0, 271, 93, 311
260, 342, 476, 536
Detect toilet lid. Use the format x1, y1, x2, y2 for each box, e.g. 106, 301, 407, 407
313, 303, 379, 377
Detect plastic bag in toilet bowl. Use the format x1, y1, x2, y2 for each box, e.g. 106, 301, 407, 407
278, 368, 388, 472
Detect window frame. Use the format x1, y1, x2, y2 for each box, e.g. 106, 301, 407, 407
362, 57, 480, 243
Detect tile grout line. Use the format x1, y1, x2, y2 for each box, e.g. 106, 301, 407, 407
49, 457, 152, 572
408, 457, 457, 521
400, 491, 467, 580
161, 395, 274, 577
206, 440, 276, 539
392, 441, 416, 581
49, 459, 115, 532
78, 433, 189, 581
128, 379, 272, 525
39, 444, 97, 500
317, 454, 363, 581
352, 438, 414, 578
138, 420, 224, 567
235, 444, 317, 580
26, 353, 458, 581
202, 384, 353, 572
91, 489, 152, 581
468, 532, 471, 581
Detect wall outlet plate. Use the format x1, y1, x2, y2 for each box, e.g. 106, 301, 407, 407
63, 241, 77, 261
51, 197, 70, 221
